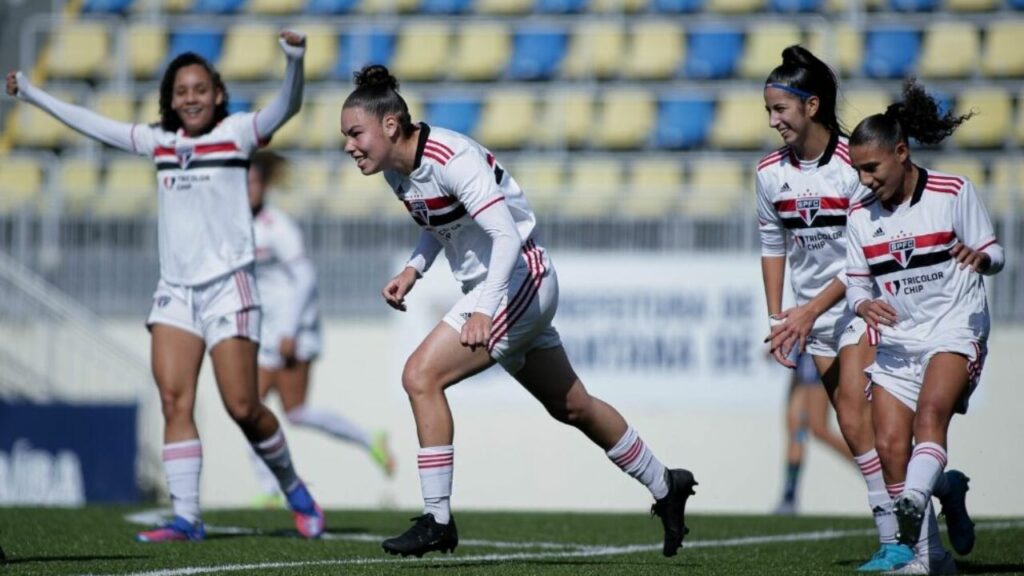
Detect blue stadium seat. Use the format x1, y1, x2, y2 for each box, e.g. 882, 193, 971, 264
82, 0, 135, 12
768, 0, 822, 11
684, 28, 743, 78
1011, 0, 1024, 7
227, 99, 251, 115
305, 0, 359, 12
507, 28, 568, 80
863, 28, 920, 78
651, 0, 702, 12
888, 0, 938, 10
655, 97, 714, 149
167, 28, 224, 64
535, 0, 588, 12
334, 30, 395, 80
420, 0, 473, 13
192, 0, 247, 12
426, 98, 481, 135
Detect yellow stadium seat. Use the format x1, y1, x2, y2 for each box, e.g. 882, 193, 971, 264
510, 157, 566, 215
48, 21, 108, 79
739, 23, 802, 80
300, 24, 338, 81
11, 90, 80, 148
825, 0, 882, 10
475, 90, 536, 150
538, 90, 593, 148
247, 0, 304, 13
710, 91, 773, 150
0, 156, 45, 214
989, 157, 1023, 215
705, 0, 763, 13
946, 0, 998, 10
451, 24, 510, 81
562, 158, 624, 217
125, 22, 167, 79
95, 92, 135, 123
476, 0, 533, 14
563, 22, 625, 80
136, 91, 161, 125
590, 0, 647, 12
393, 23, 451, 81
931, 157, 986, 190
137, 0, 193, 11
305, 91, 347, 150
684, 158, 747, 216
218, 24, 279, 81
623, 22, 684, 80
807, 23, 862, 76
359, 0, 418, 14
56, 157, 100, 215
919, 22, 979, 79
840, 89, 890, 130
595, 90, 654, 149
982, 22, 1024, 78
952, 87, 1011, 149
624, 158, 683, 217
95, 157, 154, 217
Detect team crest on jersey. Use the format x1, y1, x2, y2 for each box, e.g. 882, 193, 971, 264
884, 280, 902, 296
889, 238, 916, 268
409, 200, 429, 223
156, 295, 171, 308
162, 176, 176, 189
176, 144, 195, 169
796, 198, 820, 225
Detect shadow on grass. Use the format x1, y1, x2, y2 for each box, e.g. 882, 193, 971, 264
957, 561, 1024, 574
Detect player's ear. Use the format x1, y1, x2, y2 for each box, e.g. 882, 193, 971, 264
804, 95, 819, 119
894, 140, 910, 164
383, 114, 399, 139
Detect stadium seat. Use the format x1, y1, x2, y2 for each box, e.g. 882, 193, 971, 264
95, 157, 155, 217
739, 23, 802, 79
218, 24, 278, 81
952, 87, 1011, 149
392, 23, 450, 81
705, 0, 763, 12
683, 28, 743, 79
192, 0, 247, 12
807, 23, 862, 76
595, 89, 655, 149
1009, 0, 1024, 7
538, 90, 593, 148
359, 0, 418, 14
563, 159, 623, 217
709, 91, 772, 150
334, 29, 395, 80
0, 156, 44, 214
768, 0, 822, 11
562, 21, 625, 80
475, 0, 534, 14
932, 157, 986, 190
684, 158, 747, 216
982, 22, 1024, 77
167, 27, 224, 64
247, 0, 303, 12
989, 157, 1022, 215
139, 0, 193, 10
47, 21, 109, 79
56, 157, 100, 215
125, 22, 168, 79
918, 22, 979, 79
655, 96, 714, 149
300, 24, 339, 80
945, 0, 998, 10
624, 158, 684, 217
305, 0, 359, 12
475, 90, 536, 150
304, 91, 348, 150
825, 0, 882, 9
591, 0, 648, 12
136, 91, 161, 125
623, 21, 684, 80
83, 0, 134, 11
450, 24, 511, 81
425, 97, 481, 135
650, 0, 701, 12
11, 89, 81, 148
420, 0, 473, 14
887, 0, 937, 10
507, 27, 568, 80
535, 0, 587, 12
840, 89, 890, 129
95, 92, 135, 123
863, 28, 920, 78
509, 157, 565, 215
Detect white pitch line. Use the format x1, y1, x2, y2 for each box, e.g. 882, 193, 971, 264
92, 514, 1024, 576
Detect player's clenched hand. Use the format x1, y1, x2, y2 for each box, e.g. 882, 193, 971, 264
950, 242, 991, 273
460, 312, 492, 351
856, 299, 898, 331
382, 267, 419, 312
279, 29, 306, 47
5, 71, 19, 96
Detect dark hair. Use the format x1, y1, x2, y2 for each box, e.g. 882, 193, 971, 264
766, 45, 844, 136
159, 52, 230, 133
850, 80, 973, 149
251, 151, 287, 185
343, 64, 416, 137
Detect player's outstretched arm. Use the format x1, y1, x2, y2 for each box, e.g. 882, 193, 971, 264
253, 29, 306, 140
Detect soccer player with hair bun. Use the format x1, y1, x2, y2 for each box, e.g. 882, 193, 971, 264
845, 79, 1001, 574
340, 64, 697, 559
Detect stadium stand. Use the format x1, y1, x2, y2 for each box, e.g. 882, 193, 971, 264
918, 21, 978, 79
55, 157, 101, 216
0, 156, 44, 214
47, 21, 109, 80
623, 21, 683, 80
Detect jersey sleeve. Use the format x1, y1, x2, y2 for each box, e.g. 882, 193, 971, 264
251, 36, 305, 148
406, 230, 443, 276
953, 179, 1004, 274
756, 171, 786, 257
844, 214, 874, 312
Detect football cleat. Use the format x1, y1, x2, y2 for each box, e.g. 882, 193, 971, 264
857, 543, 915, 572
382, 514, 458, 558
135, 515, 206, 543
286, 481, 325, 539
938, 470, 975, 556
885, 550, 957, 575
651, 468, 698, 557
894, 491, 927, 548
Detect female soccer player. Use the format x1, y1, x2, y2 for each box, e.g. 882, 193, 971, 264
339, 64, 696, 559
5, 30, 325, 542
245, 152, 394, 504
846, 81, 999, 574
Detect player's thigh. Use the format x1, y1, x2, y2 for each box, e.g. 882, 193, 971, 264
209, 336, 261, 407
918, 352, 970, 423
513, 345, 583, 409
403, 321, 495, 393
276, 360, 312, 412
150, 323, 205, 407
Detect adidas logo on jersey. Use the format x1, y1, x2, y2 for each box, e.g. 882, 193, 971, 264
872, 227, 885, 238
780, 182, 791, 193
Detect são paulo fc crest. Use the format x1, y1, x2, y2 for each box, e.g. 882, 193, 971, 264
889, 238, 916, 268
176, 144, 194, 169
162, 176, 176, 189
409, 199, 429, 223
796, 198, 820, 226
884, 280, 902, 296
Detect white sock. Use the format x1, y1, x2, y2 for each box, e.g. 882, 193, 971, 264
163, 439, 202, 524
287, 405, 371, 449
252, 427, 300, 494
246, 443, 282, 496
856, 450, 897, 544
906, 442, 947, 501
606, 426, 668, 500
419, 445, 454, 525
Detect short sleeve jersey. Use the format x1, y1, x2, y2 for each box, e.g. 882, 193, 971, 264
253, 204, 318, 328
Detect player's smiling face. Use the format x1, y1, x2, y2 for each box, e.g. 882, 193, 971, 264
764, 86, 816, 146
171, 64, 222, 136
850, 141, 908, 204
341, 106, 395, 175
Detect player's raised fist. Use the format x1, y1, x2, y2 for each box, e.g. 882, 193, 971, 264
5, 71, 19, 96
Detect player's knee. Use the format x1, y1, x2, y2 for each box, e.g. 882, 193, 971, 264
913, 402, 948, 437
874, 429, 908, 463
225, 397, 262, 425
158, 389, 193, 422
546, 389, 591, 427
401, 358, 437, 398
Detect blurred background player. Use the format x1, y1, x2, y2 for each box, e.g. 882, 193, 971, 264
4, 30, 325, 542
774, 351, 850, 516
246, 151, 395, 507
341, 64, 697, 559
847, 80, 998, 575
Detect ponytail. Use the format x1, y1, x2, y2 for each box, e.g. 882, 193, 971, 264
850, 79, 973, 149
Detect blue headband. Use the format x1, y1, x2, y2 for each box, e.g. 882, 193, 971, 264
767, 83, 815, 100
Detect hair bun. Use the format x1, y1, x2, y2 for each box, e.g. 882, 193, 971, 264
780, 45, 812, 67
354, 64, 399, 92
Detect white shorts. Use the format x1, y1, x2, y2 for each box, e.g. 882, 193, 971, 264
444, 243, 562, 375
804, 304, 868, 358
258, 323, 323, 370
147, 266, 261, 350
867, 332, 986, 414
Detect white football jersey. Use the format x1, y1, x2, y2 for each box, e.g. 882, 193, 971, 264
383, 124, 547, 291
253, 204, 319, 330
757, 134, 872, 307
846, 168, 997, 343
